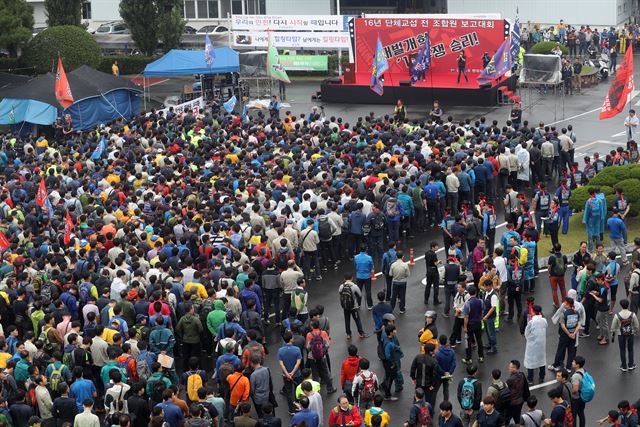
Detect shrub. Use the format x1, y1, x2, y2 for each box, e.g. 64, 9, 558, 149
98, 55, 156, 75
529, 41, 569, 56
21, 26, 101, 74
611, 179, 640, 202
588, 166, 632, 186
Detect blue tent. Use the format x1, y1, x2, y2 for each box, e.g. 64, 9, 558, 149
0, 66, 142, 130
143, 48, 240, 77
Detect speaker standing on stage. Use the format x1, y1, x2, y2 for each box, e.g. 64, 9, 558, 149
394, 99, 406, 121
457, 51, 468, 83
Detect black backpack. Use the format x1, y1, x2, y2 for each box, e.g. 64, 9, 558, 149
318, 217, 332, 240
340, 284, 355, 310
491, 382, 511, 412
151, 378, 167, 402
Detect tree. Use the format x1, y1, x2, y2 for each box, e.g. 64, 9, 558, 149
119, 0, 159, 56
156, 0, 185, 52
44, 0, 82, 27
119, 0, 185, 56
21, 26, 101, 74
0, 0, 34, 58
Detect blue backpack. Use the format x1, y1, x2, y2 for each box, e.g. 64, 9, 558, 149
578, 371, 596, 402
460, 378, 476, 410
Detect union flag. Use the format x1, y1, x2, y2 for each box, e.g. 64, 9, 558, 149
55, 57, 74, 109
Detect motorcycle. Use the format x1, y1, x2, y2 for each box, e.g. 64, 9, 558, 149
597, 52, 610, 80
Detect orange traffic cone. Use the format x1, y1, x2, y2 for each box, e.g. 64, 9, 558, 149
371, 270, 376, 281
409, 248, 416, 266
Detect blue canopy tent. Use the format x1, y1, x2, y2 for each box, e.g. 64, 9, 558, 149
0, 66, 142, 131
143, 48, 240, 77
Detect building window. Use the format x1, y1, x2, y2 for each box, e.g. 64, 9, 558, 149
82, 1, 91, 19
184, 0, 196, 18
208, 0, 219, 18
232, 0, 242, 14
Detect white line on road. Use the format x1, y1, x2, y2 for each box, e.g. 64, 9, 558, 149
611, 131, 627, 138
530, 379, 559, 391
547, 107, 601, 126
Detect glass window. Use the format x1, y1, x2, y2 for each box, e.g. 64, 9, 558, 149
197, 0, 207, 17
184, 0, 196, 18
231, 0, 242, 14
81, 1, 91, 19
208, 0, 219, 18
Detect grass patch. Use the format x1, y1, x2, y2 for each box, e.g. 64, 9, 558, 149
580, 65, 594, 75
536, 214, 640, 257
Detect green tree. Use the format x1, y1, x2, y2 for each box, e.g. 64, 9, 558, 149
0, 0, 34, 58
120, 0, 185, 56
156, 0, 185, 52
21, 26, 101, 74
119, 0, 159, 56
44, 0, 82, 26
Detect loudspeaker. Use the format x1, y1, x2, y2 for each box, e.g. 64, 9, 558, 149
326, 77, 342, 84
399, 80, 411, 86
343, 62, 356, 84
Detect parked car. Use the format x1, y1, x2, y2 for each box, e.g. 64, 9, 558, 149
94, 21, 129, 34
32, 27, 47, 37
184, 25, 197, 34
196, 25, 228, 34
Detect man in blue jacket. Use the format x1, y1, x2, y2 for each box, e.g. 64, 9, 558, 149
608, 208, 628, 263
435, 335, 456, 402
290, 396, 319, 427
354, 244, 374, 308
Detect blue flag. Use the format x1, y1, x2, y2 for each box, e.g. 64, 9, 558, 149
478, 38, 512, 85
223, 95, 237, 113
410, 34, 431, 84
205, 34, 215, 66
370, 37, 389, 96
43, 197, 54, 220
510, 17, 520, 65
241, 104, 248, 123
91, 137, 107, 161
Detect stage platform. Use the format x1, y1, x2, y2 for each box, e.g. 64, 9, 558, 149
320, 72, 518, 107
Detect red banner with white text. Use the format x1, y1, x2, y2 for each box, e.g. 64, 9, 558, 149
354, 17, 508, 79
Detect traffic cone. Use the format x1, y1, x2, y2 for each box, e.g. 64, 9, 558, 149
409, 248, 416, 266
371, 270, 376, 281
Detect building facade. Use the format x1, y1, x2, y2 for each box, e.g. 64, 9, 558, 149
447, 0, 638, 27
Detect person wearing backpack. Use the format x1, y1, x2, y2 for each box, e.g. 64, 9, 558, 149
457, 365, 482, 427
305, 319, 336, 394
367, 204, 387, 268
364, 393, 390, 427
405, 387, 433, 427
545, 387, 572, 427
339, 274, 366, 340
181, 357, 207, 405
318, 210, 338, 271
547, 244, 568, 309
611, 298, 640, 371
506, 360, 530, 425
45, 352, 72, 398
328, 394, 363, 427
570, 356, 592, 427
486, 369, 510, 416
351, 358, 379, 413
410, 342, 442, 408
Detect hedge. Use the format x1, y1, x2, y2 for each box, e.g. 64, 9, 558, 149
529, 41, 569, 56
588, 166, 633, 186
21, 26, 101, 74
98, 55, 157, 75
569, 185, 614, 213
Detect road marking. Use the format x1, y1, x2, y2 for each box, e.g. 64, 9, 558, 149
547, 107, 601, 126
530, 379, 558, 391
611, 131, 626, 138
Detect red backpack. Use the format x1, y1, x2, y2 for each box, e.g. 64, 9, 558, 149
416, 402, 432, 427
561, 401, 574, 427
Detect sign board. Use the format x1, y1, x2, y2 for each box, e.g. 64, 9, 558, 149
232, 14, 349, 31
354, 17, 506, 76
279, 55, 329, 71
156, 96, 205, 116
233, 31, 350, 49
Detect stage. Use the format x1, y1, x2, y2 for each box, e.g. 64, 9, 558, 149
320, 72, 518, 107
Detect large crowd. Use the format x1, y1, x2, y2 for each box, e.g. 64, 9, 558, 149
0, 36, 639, 427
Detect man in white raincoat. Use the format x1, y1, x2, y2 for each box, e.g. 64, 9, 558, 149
524, 303, 547, 384
516, 142, 530, 191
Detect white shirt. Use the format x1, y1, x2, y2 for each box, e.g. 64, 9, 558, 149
494, 256, 508, 283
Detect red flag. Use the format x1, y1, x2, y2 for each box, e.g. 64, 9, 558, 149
55, 57, 74, 109
64, 211, 74, 245
5, 193, 13, 209
36, 178, 47, 207
0, 231, 10, 250
600, 45, 635, 119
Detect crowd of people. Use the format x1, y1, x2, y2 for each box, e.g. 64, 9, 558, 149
0, 82, 637, 427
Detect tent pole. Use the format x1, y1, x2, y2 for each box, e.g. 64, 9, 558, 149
143, 77, 147, 112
